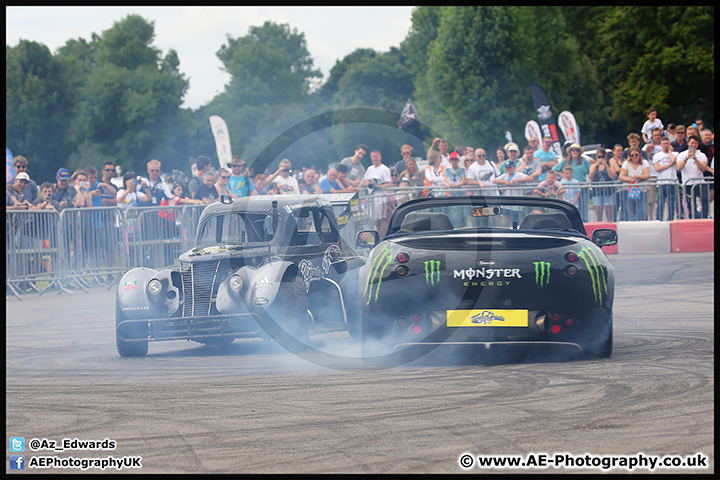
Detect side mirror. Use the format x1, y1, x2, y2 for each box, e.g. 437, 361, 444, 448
356, 230, 380, 249
592, 228, 618, 247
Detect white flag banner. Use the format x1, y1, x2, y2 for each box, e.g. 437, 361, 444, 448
209, 115, 232, 170
524, 120, 542, 143
558, 111, 580, 145
398, 99, 419, 130
505, 130, 513, 144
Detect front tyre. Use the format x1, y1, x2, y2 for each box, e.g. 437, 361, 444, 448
265, 275, 310, 350
115, 304, 149, 357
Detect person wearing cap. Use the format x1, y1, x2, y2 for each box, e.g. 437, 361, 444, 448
492, 159, 533, 196
8, 156, 39, 202
498, 143, 521, 175
227, 156, 256, 197
443, 151, 466, 196
51, 168, 77, 211
6, 172, 36, 210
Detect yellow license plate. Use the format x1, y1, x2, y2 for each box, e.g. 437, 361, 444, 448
446, 309, 529, 327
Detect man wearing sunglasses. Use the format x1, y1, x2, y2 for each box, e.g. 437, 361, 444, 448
8, 156, 38, 203
138, 159, 172, 207
97, 161, 119, 206
533, 136, 559, 182
228, 156, 257, 197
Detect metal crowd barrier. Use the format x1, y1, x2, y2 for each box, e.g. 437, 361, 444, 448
6, 180, 713, 298
5, 205, 207, 299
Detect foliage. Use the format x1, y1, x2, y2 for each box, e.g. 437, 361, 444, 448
5, 8, 714, 184
405, 6, 606, 153
6, 40, 75, 178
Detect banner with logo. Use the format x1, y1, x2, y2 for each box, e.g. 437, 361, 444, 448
558, 110, 580, 145
209, 116, 232, 170
528, 84, 563, 157
524, 120, 542, 143
398, 98, 419, 130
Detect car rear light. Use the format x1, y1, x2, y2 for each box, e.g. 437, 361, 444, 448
550, 324, 561, 334
396, 317, 408, 328
396, 265, 409, 276
396, 252, 409, 263
411, 314, 421, 322
565, 318, 574, 327
565, 252, 578, 262
411, 325, 422, 335
552, 313, 561, 322
564, 265, 578, 276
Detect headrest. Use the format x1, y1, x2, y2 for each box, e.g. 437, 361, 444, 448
400, 212, 454, 232
519, 213, 572, 231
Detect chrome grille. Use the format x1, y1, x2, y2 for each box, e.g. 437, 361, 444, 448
181, 261, 220, 317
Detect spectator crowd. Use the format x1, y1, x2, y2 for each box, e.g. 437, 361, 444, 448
7, 108, 714, 225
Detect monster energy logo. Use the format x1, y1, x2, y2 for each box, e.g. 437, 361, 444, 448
424, 260, 441, 286
578, 247, 608, 305
534, 261, 551, 287
364, 246, 393, 304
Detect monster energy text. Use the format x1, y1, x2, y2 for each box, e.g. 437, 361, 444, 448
577, 247, 608, 305
534, 261, 551, 287
424, 260, 441, 286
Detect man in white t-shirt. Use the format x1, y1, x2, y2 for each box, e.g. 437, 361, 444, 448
362, 150, 393, 236
266, 158, 300, 194
652, 136, 678, 221
676, 135, 709, 218
466, 148, 500, 196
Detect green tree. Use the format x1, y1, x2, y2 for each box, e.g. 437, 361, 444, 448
68, 15, 189, 175
6, 40, 75, 180
594, 6, 714, 130
203, 21, 322, 169
404, 6, 605, 151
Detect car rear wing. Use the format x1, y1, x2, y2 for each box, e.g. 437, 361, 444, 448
319, 192, 360, 229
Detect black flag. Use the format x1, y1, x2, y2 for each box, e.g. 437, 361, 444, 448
398, 99, 419, 130
528, 84, 563, 157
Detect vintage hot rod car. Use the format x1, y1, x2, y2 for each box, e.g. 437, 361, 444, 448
115, 194, 364, 357
358, 196, 617, 364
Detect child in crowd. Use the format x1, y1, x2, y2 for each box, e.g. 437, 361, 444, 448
641, 108, 664, 143
534, 169, 563, 198
560, 166, 580, 206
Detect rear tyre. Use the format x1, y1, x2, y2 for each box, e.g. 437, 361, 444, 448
583, 316, 612, 359
115, 304, 149, 357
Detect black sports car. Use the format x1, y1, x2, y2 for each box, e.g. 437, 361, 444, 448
115, 194, 364, 357
358, 196, 617, 364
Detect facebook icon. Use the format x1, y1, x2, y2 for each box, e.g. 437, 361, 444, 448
10, 455, 25, 470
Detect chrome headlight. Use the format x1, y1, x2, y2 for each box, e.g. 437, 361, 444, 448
148, 279, 162, 295
229, 275, 244, 291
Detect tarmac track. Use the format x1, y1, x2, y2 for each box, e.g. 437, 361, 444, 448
5, 252, 714, 473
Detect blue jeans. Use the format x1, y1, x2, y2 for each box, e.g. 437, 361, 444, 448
626, 192, 647, 221
656, 184, 677, 221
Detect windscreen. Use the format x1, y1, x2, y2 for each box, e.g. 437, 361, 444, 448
198, 213, 272, 246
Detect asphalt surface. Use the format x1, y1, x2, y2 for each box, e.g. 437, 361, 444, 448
6, 252, 714, 473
